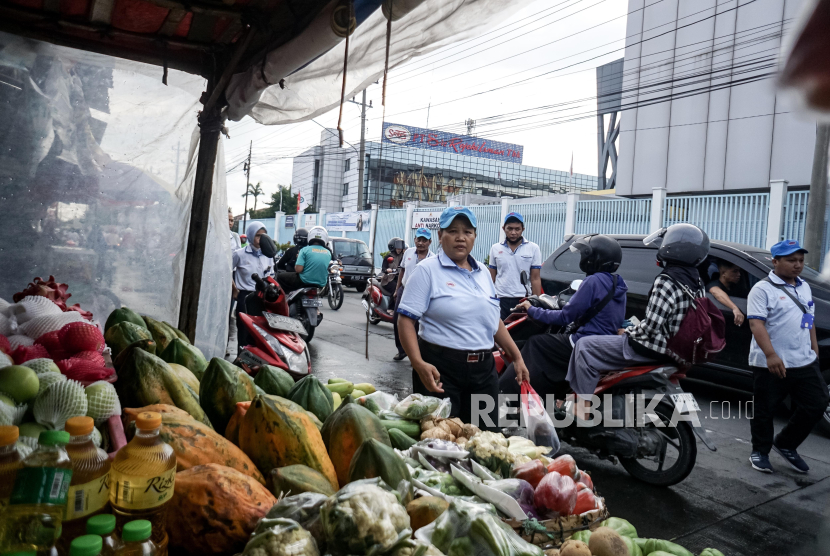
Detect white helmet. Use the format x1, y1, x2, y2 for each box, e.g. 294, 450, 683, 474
307, 226, 329, 246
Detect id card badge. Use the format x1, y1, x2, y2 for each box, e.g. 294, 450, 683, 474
801, 313, 814, 329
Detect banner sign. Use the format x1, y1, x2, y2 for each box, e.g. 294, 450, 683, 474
284, 215, 294, 228
382, 122, 523, 163
325, 211, 371, 232
412, 210, 444, 229
303, 214, 318, 228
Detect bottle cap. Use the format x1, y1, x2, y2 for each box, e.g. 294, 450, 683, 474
122, 520, 152, 542
38, 430, 70, 446
69, 534, 103, 556
86, 513, 116, 535
65, 416, 94, 436
0, 425, 19, 446
135, 412, 161, 430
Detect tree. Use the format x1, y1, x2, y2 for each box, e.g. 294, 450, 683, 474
248, 185, 298, 219
243, 182, 265, 215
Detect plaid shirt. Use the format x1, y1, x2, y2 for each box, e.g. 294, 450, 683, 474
626, 274, 703, 357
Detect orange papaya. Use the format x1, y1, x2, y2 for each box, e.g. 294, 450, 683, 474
320, 399, 391, 487
199, 357, 259, 433
224, 401, 251, 445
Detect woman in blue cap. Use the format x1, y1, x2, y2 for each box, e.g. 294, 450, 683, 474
397, 207, 530, 427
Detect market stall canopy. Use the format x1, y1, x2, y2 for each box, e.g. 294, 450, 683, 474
779, 0, 830, 114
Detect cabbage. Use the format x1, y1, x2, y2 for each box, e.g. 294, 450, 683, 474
483, 479, 537, 519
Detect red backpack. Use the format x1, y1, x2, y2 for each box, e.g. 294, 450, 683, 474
664, 278, 727, 367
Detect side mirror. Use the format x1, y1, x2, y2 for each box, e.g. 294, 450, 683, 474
520, 270, 529, 286
570, 279, 583, 291
259, 235, 278, 259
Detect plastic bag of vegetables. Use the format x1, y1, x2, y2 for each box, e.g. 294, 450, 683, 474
395, 394, 448, 420
385, 537, 446, 556
265, 493, 328, 549
411, 468, 471, 497
320, 478, 411, 555
466, 431, 530, 477
357, 391, 399, 415
242, 518, 319, 556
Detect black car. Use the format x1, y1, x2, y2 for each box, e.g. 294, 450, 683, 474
327, 238, 372, 292
541, 234, 830, 430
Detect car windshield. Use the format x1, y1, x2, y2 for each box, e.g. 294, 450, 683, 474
744, 250, 830, 288
333, 240, 370, 259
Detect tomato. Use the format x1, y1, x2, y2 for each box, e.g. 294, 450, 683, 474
534, 471, 577, 516
511, 459, 546, 489
546, 454, 578, 479
572, 488, 597, 515
577, 472, 594, 491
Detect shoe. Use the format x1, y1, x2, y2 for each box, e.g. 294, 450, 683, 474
749, 451, 774, 473
772, 444, 809, 473
393, 352, 408, 361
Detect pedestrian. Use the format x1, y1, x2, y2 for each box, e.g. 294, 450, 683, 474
396, 206, 530, 428
232, 221, 275, 353
488, 212, 543, 320
746, 240, 828, 474
392, 228, 435, 361
227, 208, 242, 360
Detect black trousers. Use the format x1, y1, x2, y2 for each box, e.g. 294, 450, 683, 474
500, 333, 573, 401
392, 286, 419, 356
235, 289, 254, 353
277, 272, 305, 293
499, 297, 523, 321
414, 340, 499, 429
750, 358, 829, 453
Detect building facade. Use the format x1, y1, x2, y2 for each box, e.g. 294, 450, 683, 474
292, 127, 598, 212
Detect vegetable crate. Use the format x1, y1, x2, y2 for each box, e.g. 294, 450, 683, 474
503, 496, 609, 548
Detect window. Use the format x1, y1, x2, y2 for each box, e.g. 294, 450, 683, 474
616, 248, 662, 284
553, 248, 581, 273
344, 158, 350, 172
332, 240, 370, 259
343, 182, 349, 196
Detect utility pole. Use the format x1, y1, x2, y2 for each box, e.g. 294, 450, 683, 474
242, 140, 252, 233
805, 123, 830, 269
349, 89, 372, 210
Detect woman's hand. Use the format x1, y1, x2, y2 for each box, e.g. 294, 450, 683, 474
513, 358, 531, 384
515, 300, 532, 312
413, 360, 444, 392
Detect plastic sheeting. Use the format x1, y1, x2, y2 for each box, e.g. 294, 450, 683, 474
226, 0, 537, 124
0, 32, 231, 359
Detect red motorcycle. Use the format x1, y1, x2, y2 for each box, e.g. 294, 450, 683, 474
237, 273, 311, 380
362, 267, 399, 325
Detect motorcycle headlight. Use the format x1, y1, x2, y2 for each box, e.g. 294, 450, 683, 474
253, 323, 286, 358
285, 346, 309, 375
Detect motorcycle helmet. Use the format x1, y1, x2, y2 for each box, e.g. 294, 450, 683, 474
568, 234, 622, 275
258, 234, 278, 259
293, 227, 309, 247
307, 226, 329, 247
644, 223, 710, 267
388, 237, 405, 252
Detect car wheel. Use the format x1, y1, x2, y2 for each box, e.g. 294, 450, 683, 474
355, 283, 367, 293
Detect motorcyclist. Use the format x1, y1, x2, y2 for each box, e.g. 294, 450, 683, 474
277, 226, 332, 293
381, 237, 406, 300
276, 227, 308, 272
499, 234, 628, 401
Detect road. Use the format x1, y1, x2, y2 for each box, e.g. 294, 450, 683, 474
309, 290, 830, 556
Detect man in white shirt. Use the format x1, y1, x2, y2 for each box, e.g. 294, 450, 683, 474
488, 212, 543, 320
392, 228, 435, 361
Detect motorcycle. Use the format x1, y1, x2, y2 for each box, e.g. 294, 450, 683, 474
362, 268, 399, 325
284, 282, 323, 342
237, 273, 311, 380
496, 276, 716, 487
320, 259, 344, 310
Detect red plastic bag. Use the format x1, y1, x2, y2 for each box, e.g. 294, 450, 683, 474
520, 381, 559, 454
546, 454, 578, 479
573, 488, 597, 515
511, 459, 547, 489
534, 471, 577, 516
576, 471, 593, 491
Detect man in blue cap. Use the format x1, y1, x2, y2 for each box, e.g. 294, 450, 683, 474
746, 239, 828, 474
488, 211, 543, 320
392, 227, 435, 361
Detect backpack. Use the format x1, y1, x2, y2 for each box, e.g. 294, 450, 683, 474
664, 277, 726, 367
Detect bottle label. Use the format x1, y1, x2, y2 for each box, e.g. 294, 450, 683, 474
9, 467, 73, 506
110, 468, 175, 510
66, 473, 110, 520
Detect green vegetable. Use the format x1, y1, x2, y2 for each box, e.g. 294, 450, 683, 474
599, 517, 638, 539
570, 530, 592, 544
362, 397, 381, 414
622, 535, 643, 556
699, 550, 725, 556
641, 539, 693, 556
469, 512, 543, 556
448, 537, 474, 556
394, 394, 441, 420
380, 419, 420, 438
328, 378, 349, 384
647, 552, 677, 556
388, 428, 417, 450
325, 381, 353, 396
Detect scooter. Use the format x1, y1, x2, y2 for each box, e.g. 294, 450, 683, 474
285, 283, 323, 342
362, 268, 399, 325
321, 259, 344, 311
237, 274, 311, 380
495, 276, 716, 487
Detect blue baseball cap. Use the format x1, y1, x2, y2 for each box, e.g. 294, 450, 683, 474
439, 206, 477, 229
504, 211, 524, 225
414, 228, 432, 240
770, 239, 808, 258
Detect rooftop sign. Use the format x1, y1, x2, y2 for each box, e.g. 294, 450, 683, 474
382, 122, 523, 164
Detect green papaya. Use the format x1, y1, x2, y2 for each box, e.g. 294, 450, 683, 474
104, 307, 146, 333
159, 339, 208, 381
388, 428, 417, 450
324, 381, 353, 396
142, 315, 177, 352
105, 322, 153, 359
200, 357, 258, 433
380, 419, 420, 438
113, 339, 157, 370
163, 321, 190, 343
287, 376, 334, 423
254, 365, 295, 398
268, 464, 336, 497
348, 438, 412, 500
114, 346, 211, 427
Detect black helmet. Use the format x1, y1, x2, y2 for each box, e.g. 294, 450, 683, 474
569, 234, 622, 275
388, 237, 405, 252
258, 234, 278, 259
645, 224, 710, 267
293, 227, 308, 247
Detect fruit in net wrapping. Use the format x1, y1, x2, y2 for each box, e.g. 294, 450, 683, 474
72, 351, 106, 366
0, 334, 11, 354
37, 371, 67, 396
85, 380, 121, 421
34, 379, 88, 429
13, 295, 62, 324
534, 471, 577, 516
21, 358, 60, 375
57, 358, 113, 382
21, 312, 85, 340
8, 335, 34, 349
0, 352, 11, 368
59, 322, 105, 354
18, 422, 46, 450
0, 314, 12, 337
11, 344, 50, 364
0, 394, 27, 426
0, 365, 40, 403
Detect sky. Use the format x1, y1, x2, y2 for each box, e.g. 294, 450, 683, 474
223, 0, 630, 215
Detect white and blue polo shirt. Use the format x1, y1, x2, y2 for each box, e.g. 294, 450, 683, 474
400, 247, 435, 287
397, 251, 500, 351
232, 246, 274, 291
747, 271, 816, 369
488, 239, 542, 298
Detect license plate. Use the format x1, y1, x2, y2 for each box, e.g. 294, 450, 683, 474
301, 298, 322, 308
263, 313, 307, 334
238, 349, 268, 367
670, 393, 700, 413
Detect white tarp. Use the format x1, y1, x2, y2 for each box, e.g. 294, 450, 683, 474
225, 0, 536, 124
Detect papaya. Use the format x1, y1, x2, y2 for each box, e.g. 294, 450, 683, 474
240, 394, 338, 490
124, 404, 192, 424
115, 346, 211, 427
348, 438, 412, 496
104, 307, 146, 333
113, 339, 156, 370
324, 381, 353, 396
142, 315, 178, 352
306, 410, 323, 431
105, 322, 153, 359
160, 339, 208, 381
200, 357, 258, 434
224, 401, 251, 445
166, 464, 276, 555
168, 363, 200, 394
353, 383, 376, 395
388, 428, 417, 450
320, 399, 391, 487
157, 412, 264, 484
253, 365, 295, 398
163, 321, 190, 344
380, 419, 421, 438
287, 375, 334, 423
268, 464, 336, 497
406, 496, 449, 532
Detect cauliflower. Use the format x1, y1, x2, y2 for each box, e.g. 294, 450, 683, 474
466, 432, 525, 476
320, 481, 411, 554
243, 518, 319, 556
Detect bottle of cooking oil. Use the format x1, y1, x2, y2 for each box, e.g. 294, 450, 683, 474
59, 416, 111, 551
109, 412, 175, 553
114, 521, 156, 556
1, 430, 73, 553
0, 425, 24, 510
87, 514, 121, 556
